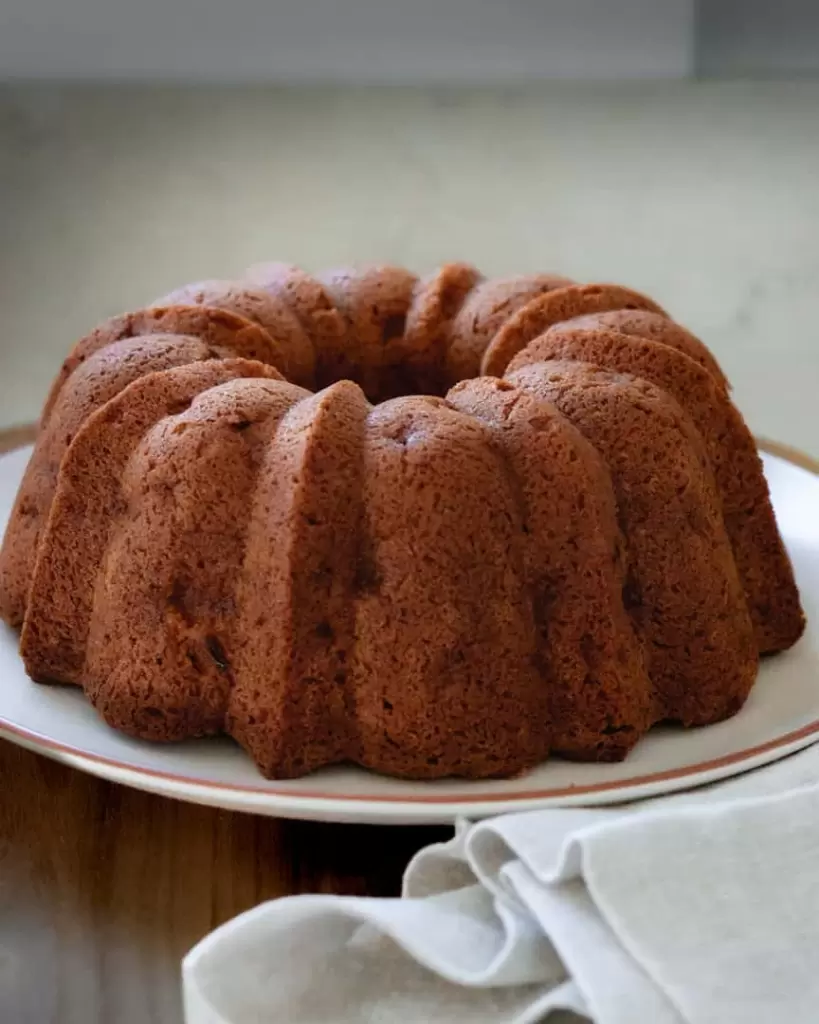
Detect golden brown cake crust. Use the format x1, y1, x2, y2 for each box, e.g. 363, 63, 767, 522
402, 262, 483, 395
153, 280, 316, 387
227, 381, 369, 777
0, 328, 286, 629
84, 376, 309, 742
481, 284, 666, 378
446, 377, 655, 759
41, 305, 288, 425
561, 309, 730, 391
20, 359, 282, 685
445, 274, 572, 385
508, 327, 805, 652
244, 262, 347, 386
0, 262, 804, 782
508, 361, 759, 725
316, 266, 419, 401
346, 395, 548, 778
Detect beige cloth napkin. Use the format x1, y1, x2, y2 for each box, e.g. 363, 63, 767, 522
183, 742, 819, 1023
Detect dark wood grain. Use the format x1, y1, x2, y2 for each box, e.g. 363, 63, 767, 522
0, 742, 449, 1024
0, 424, 450, 1024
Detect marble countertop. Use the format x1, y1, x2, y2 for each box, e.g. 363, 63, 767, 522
1, 81, 817, 455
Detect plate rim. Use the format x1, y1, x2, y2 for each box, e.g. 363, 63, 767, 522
1, 429, 818, 818
2, 709, 819, 809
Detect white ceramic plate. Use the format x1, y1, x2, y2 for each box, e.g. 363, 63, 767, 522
2, 443, 819, 824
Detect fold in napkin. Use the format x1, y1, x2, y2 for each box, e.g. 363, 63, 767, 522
183, 744, 819, 1024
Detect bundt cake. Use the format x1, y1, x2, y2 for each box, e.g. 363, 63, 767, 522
0, 264, 805, 780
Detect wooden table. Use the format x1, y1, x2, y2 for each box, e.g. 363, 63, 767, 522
0, 425, 450, 1024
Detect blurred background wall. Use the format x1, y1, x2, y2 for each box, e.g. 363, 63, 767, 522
1, 1, 818, 450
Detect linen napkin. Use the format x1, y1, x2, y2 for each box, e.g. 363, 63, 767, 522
183, 742, 819, 1024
